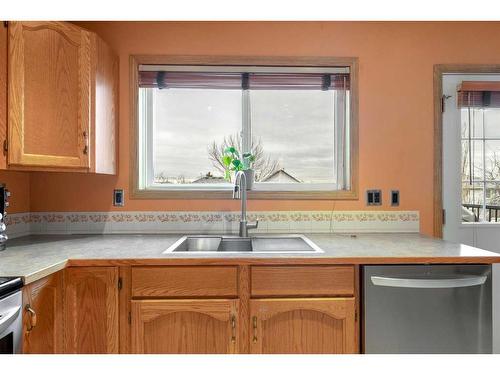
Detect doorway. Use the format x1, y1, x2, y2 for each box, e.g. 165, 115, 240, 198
442, 73, 500, 249
439, 69, 500, 354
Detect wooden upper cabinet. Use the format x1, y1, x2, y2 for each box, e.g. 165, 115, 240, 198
8, 21, 91, 169
6, 21, 118, 173
0, 23, 7, 169
64, 267, 119, 353
22, 272, 64, 354
250, 298, 357, 354
131, 299, 239, 354
90, 33, 118, 174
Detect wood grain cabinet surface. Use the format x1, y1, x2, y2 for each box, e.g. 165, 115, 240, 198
64, 267, 119, 353
90, 32, 118, 174
8, 21, 91, 169
251, 265, 355, 297
0, 23, 7, 169
22, 272, 64, 354
18, 264, 358, 354
131, 266, 239, 297
131, 299, 239, 354
5, 21, 117, 173
250, 298, 357, 354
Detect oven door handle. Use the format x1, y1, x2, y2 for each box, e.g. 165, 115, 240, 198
370, 275, 487, 288
0, 306, 21, 335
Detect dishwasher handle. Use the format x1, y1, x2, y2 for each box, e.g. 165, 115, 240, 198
370, 274, 487, 289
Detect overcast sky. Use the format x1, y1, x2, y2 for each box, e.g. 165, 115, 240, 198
150, 88, 336, 183
461, 108, 500, 181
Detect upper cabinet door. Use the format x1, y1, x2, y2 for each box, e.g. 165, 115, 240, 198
250, 298, 357, 354
8, 21, 91, 169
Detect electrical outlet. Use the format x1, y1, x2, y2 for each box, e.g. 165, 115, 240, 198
391, 190, 400, 206
366, 189, 382, 206
113, 189, 124, 207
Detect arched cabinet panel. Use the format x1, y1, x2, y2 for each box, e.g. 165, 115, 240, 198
8, 21, 91, 168
131, 299, 239, 354
250, 298, 356, 354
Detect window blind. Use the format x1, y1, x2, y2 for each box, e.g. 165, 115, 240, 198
138, 71, 350, 90
457, 81, 500, 108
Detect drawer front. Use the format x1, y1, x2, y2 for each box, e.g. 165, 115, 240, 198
251, 266, 355, 297
132, 266, 238, 297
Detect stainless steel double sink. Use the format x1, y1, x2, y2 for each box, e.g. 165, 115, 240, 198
163, 234, 322, 254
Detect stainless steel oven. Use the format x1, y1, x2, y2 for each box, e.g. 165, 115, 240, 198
0, 277, 23, 354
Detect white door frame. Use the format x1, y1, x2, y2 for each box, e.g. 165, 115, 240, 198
433, 65, 500, 238
442, 73, 500, 244
436, 66, 500, 354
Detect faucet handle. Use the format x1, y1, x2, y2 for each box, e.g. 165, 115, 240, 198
233, 184, 240, 199
247, 219, 259, 230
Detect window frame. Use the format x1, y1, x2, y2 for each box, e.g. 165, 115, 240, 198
130, 55, 359, 200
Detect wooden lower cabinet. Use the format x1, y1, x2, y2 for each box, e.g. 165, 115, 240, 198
19, 265, 357, 354
64, 267, 119, 353
131, 299, 239, 354
250, 298, 357, 354
22, 272, 64, 354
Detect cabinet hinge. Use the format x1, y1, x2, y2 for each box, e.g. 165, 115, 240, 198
3, 21, 7, 28
118, 277, 122, 290
3, 140, 7, 154
442, 209, 446, 225
128, 312, 131, 325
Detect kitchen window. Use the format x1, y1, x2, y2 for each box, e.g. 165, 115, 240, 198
133, 57, 358, 199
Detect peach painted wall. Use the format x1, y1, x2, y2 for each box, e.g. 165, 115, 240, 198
25, 21, 500, 236
0, 171, 30, 213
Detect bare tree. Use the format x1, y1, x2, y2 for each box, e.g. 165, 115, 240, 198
463, 148, 500, 207
461, 112, 500, 217
486, 151, 500, 206
208, 134, 281, 181
155, 172, 170, 184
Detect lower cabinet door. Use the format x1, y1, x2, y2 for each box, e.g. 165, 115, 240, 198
64, 267, 119, 353
131, 299, 239, 354
22, 272, 64, 353
250, 298, 357, 354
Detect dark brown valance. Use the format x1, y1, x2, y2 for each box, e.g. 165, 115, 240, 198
138, 71, 350, 91
457, 81, 500, 108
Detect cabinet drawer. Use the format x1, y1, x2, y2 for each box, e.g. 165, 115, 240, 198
131, 266, 238, 297
251, 266, 355, 297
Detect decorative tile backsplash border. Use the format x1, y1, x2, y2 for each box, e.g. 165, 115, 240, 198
5, 210, 419, 238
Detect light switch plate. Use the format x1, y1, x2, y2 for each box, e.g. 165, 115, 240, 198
391, 190, 400, 206
113, 189, 124, 207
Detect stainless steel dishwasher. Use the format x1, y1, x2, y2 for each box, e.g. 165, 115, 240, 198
363, 265, 492, 354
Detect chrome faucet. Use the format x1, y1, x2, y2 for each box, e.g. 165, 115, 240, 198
233, 171, 258, 237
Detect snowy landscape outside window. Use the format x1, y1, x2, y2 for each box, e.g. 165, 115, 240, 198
137, 64, 352, 195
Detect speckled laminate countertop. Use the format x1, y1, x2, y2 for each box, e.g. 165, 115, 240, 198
1, 233, 499, 284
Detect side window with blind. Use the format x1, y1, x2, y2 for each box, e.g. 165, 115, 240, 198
135, 63, 355, 197
458, 81, 500, 222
